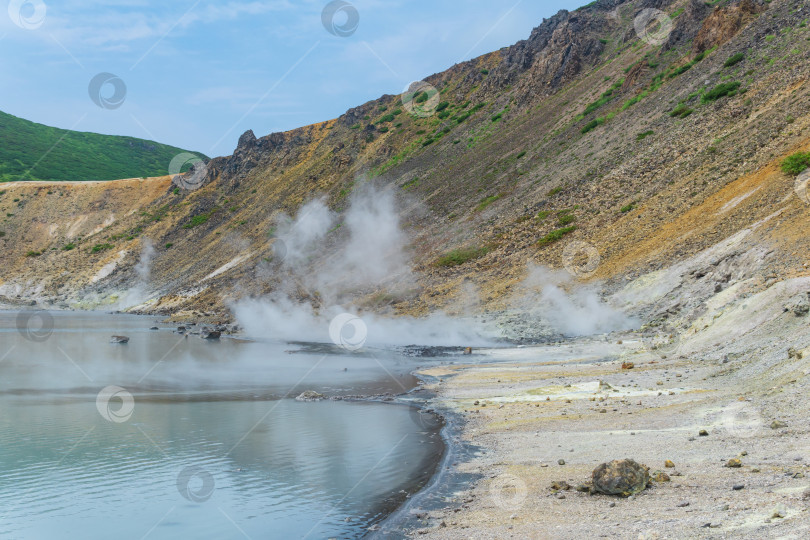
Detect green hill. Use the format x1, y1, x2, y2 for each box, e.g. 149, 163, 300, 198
0, 110, 207, 182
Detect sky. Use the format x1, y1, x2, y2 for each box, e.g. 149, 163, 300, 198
0, 0, 585, 158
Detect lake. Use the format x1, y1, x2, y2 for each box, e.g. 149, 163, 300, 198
0, 311, 444, 539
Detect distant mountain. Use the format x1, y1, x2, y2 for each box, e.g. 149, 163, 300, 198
0, 110, 207, 182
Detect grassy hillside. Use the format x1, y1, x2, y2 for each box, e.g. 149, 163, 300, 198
0, 110, 206, 182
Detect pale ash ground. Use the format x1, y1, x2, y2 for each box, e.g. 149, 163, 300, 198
407, 229, 810, 539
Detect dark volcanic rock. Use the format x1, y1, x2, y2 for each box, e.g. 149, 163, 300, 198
200, 328, 221, 340
591, 459, 650, 496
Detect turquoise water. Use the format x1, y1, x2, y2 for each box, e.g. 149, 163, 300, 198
0, 312, 443, 539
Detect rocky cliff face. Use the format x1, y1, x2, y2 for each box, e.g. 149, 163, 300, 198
1, 0, 807, 327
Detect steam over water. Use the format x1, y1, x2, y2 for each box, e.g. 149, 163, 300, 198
0, 312, 443, 539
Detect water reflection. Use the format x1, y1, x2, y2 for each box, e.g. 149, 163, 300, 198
0, 312, 443, 539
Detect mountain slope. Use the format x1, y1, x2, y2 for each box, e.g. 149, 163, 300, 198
0, 0, 808, 328
0, 110, 206, 182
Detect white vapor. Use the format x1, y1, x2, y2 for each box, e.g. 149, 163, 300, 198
118, 239, 156, 309
516, 264, 637, 336
233, 184, 494, 346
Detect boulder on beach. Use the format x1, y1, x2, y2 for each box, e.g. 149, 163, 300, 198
591, 459, 650, 496
295, 391, 326, 402
110, 335, 130, 344
200, 328, 221, 340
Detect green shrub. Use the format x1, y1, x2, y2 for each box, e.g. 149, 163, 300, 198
668, 63, 694, 78
537, 226, 576, 247
536, 210, 550, 220
547, 187, 563, 197
62, 243, 75, 251
582, 79, 624, 116
377, 113, 395, 124
702, 81, 741, 102
436, 102, 450, 112
557, 213, 575, 226
25, 251, 41, 257
491, 113, 503, 122
184, 214, 210, 229
636, 130, 654, 140
476, 195, 501, 211
724, 52, 745, 67
165, 243, 173, 249
435, 246, 490, 267
90, 243, 114, 253
516, 151, 527, 159
582, 119, 599, 133
437, 110, 451, 120
781, 152, 810, 175
670, 104, 693, 118
620, 203, 636, 213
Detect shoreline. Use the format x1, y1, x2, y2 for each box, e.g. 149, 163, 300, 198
396, 331, 810, 539
375, 376, 480, 539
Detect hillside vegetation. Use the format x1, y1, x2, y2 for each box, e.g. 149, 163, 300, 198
0, 110, 205, 182
0, 0, 809, 323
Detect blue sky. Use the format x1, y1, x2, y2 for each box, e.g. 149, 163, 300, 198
0, 0, 584, 157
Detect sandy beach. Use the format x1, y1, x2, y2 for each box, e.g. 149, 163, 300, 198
400, 328, 810, 539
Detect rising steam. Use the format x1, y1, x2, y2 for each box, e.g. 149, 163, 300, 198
233, 185, 637, 346
514, 264, 637, 336
118, 239, 155, 309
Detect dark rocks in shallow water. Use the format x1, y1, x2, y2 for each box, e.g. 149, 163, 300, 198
110, 335, 130, 344
177, 326, 186, 334
295, 391, 325, 402
200, 328, 221, 340
591, 459, 650, 496
149, 327, 159, 331
400, 345, 467, 358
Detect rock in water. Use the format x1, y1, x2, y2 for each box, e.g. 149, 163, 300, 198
295, 391, 325, 402
591, 459, 650, 496
110, 335, 129, 344
200, 328, 221, 340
